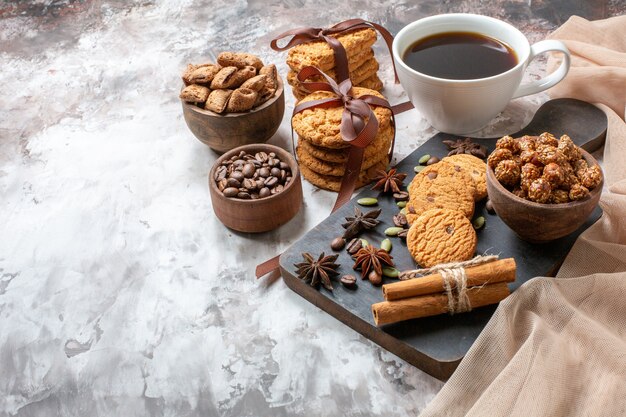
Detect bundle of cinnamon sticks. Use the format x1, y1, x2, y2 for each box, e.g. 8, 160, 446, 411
371, 258, 516, 326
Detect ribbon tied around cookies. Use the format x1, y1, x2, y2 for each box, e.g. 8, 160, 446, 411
293, 66, 395, 211
270, 18, 399, 83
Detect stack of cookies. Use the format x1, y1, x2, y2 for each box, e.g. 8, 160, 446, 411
404, 154, 488, 267
285, 28, 383, 101
292, 87, 393, 191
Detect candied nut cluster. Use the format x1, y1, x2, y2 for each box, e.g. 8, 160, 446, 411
179, 52, 278, 114
488, 133, 602, 204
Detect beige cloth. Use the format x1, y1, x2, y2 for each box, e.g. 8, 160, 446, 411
420, 15, 626, 417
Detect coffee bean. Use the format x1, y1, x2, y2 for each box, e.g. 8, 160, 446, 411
397, 229, 408, 239
230, 171, 244, 182
215, 150, 293, 200
346, 238, 362, 255
393, 213, 408, 228
340, 275, 357, 288
393, 191, 409, 201
255, 152, 268, 163
485, 199, 495, 214
242, 163, 256, 178
226, 178, 241, 188
259, 187, 271, 198
427, 156, 440, 165
215, 166, 227, 181
419, 154, 431, 165
223, 187, 239, 197
242, 178, 256, 190
331, 237, 345, 251
265, 176, 278, 187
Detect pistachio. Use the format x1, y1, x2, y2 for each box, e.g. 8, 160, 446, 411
357, 197, 378, 206
419, 154, 431, 165
473, 216, 486, 230
396, 201, 407, 208
414, 165, 426, 173
382, 267, 400, 278
360, 238, 369, 248
384, 227, 404, 236
381, 238, 392, 252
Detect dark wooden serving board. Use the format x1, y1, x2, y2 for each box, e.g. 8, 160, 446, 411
279, 98, 607, 381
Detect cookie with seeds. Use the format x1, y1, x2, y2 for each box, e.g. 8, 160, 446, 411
441, 154, 488, 201
297, 124, 393, 164
292, 87, 392, 149
286, 28, 377, 72
406, 208, 477, 268
406, 161, 475, 224
299, 157, 388, 192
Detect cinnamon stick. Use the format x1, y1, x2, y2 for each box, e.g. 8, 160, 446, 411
372, 282, 510, 326
383, 258, 516, 301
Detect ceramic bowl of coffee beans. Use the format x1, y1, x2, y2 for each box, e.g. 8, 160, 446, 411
180, 52, 285, 154
485, 133, 603, 243
209, 143, 302, 233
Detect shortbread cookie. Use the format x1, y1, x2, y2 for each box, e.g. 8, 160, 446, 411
287, 28, 378, 72
296, 144, 388, 176
180, 84, 210, 104
407, 208, 477, 268
292, 87, 392, 149
293, 73, 383, 102
299, 156, 388, 192
288, 56, 380, 90
442, 154, 488, 201
406, 162, 475, 224
298, 124, 393, 164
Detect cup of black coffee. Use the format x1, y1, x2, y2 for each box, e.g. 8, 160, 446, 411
392, 14, 571, 134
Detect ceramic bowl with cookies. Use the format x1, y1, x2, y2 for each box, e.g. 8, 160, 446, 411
180, 52, 285, 153
486, 132, 603, 242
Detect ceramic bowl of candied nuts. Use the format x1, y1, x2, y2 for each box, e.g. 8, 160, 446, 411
486, 132, 603, 243
180, 52, 285, 153
209, 143, 302, 233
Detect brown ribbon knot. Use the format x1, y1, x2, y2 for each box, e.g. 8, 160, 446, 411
255, 67, 395, 279
270, 18, 399, 84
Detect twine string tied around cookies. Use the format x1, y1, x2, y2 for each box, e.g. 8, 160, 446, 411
399, 255, 500, 314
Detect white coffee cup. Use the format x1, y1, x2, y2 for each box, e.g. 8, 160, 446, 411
392, 14, 571, 134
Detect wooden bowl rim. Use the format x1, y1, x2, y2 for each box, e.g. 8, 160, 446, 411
486, 148, 603, 210
208, 143, 300, 205
182, 76, 284, 118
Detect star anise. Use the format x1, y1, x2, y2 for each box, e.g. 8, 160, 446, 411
342, 207, 382, 240
371, 168, 407, 193
352, 245, 394, 279
443, 138, 488, 159
294, 252, 340, 291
